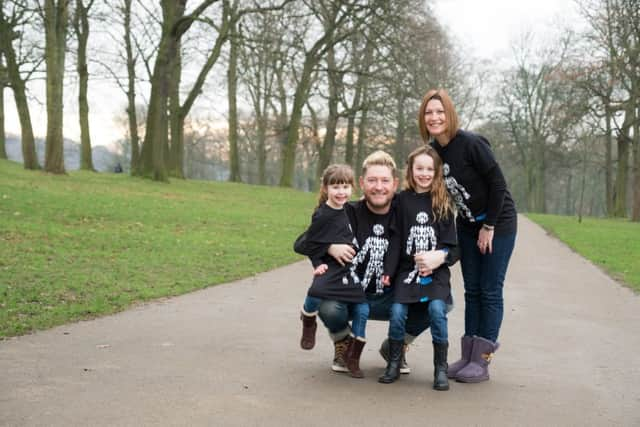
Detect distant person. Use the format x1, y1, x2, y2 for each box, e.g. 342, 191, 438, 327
418, 88, 517, 383
297, 164, 371, 378
378, 146, 458, 391
114, 163, 123, 173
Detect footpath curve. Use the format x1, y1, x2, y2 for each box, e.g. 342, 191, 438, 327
1, 215, 639, 426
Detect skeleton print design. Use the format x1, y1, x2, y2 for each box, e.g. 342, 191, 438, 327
404, 212, 437, 284
350, 224, 389, 294
443, 163, 474, 221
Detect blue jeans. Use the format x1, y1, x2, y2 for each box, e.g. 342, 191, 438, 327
392, 299, 448, 343
458, 229, 516, 342
318, 291, 430, 342
306, 296, 370, 338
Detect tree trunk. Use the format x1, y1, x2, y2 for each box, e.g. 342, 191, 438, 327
139, 1, 186, 181
631, 107, 640, 221
168, 38, 184, 178
613, 130, 630, 217
393, 93, 406, 169
605, 107, 614, 215
1, 22, 38, 168
256, 114, 267, 184
355, 105, 369, 181
123, 0, 139, 174
44, 0, 68, 174
75, 0, 95, 171
316, 45, 339, 180
0, 76, 6, 159
279, 58, 316, 187
227, 19, 241, 182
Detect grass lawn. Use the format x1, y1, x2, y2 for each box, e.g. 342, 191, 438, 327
527, 213, 640, 293
0, 159, 315, 338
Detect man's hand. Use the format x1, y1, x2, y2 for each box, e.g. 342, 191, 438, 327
414, 249, 446, 272
327, 244, 355, 266
313, 264, 328, 276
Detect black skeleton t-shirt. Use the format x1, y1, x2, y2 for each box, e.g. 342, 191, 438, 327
392, 190, 457, 304
304, 203, 366, 303
344, 200, 397, 295
431, 129, 517, 235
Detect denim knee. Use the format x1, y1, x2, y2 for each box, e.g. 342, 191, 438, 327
318, 300, 349, 334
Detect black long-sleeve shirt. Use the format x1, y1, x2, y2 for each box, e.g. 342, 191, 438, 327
298, 203, 365, 303
431, 129, 517, 235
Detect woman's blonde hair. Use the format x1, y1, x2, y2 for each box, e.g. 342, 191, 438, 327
404, 145, 453, 221
317, 164, 355, 207
417, 88, 459, 143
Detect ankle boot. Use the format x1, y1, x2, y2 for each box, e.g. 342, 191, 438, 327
379, 338, 410, 374
299, 310, 317, 350
331, 335, 352, 372
378, 338, 403, 384
345, 336, 366, 378
447, 335, 473, 379
456, 336, 499, 383
433, 341, 449, 391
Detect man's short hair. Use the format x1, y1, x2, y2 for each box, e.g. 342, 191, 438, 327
362, 150, 397, 178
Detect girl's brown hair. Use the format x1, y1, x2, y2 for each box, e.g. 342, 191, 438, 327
317, 164, 356, 207
404, 145, 453, 221
417, 88, 460, 143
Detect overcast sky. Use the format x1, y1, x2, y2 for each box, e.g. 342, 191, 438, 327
3, 0, 584, 149
432, 0, 582, 61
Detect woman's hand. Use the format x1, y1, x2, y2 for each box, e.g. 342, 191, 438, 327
477, 227, 494, 254
327, 244, 355, 266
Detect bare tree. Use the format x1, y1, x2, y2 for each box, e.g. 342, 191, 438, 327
72, 0, 96, 171
0, 0, 40, 169
0, 53, 6, 159
43, 0, 70, 174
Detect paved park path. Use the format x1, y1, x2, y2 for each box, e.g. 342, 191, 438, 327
1, 215, 639, 426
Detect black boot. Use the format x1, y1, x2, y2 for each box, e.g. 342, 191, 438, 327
378, 339, 403, 384
433, 341, 449, 391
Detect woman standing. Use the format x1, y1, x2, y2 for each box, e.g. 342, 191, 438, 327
417, 88, 517, 383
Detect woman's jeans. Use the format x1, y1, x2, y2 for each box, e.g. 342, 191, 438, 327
458, 229, 516, 342
391, 300, 448, 343
318, 291, 430, 341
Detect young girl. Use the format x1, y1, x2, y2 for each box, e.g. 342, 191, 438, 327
298, 164, 370, 378
378, 146, 458, 391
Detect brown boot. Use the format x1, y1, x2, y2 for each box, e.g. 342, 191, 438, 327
332, 335, 352, 372
345, 336, 366, 378
300, 310, 317, 350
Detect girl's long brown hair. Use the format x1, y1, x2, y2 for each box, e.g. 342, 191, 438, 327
317, 164, 355, 208
404, 146, 453, 221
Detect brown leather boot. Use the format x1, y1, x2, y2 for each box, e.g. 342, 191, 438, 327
345, 336, 366, 378
300, 310, 317, 350
332, 335, 352, 372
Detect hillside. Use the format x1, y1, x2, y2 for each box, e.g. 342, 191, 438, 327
0, 159, 315, 337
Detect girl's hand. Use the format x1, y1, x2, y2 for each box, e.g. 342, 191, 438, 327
414, 250, 445, 271
313, 264, 328, 275
381, 275, 391, 286
477, 227, 494, 254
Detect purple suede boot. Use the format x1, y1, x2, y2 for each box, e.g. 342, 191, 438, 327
447, 335, 474, 380
455, 336, 500, 383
